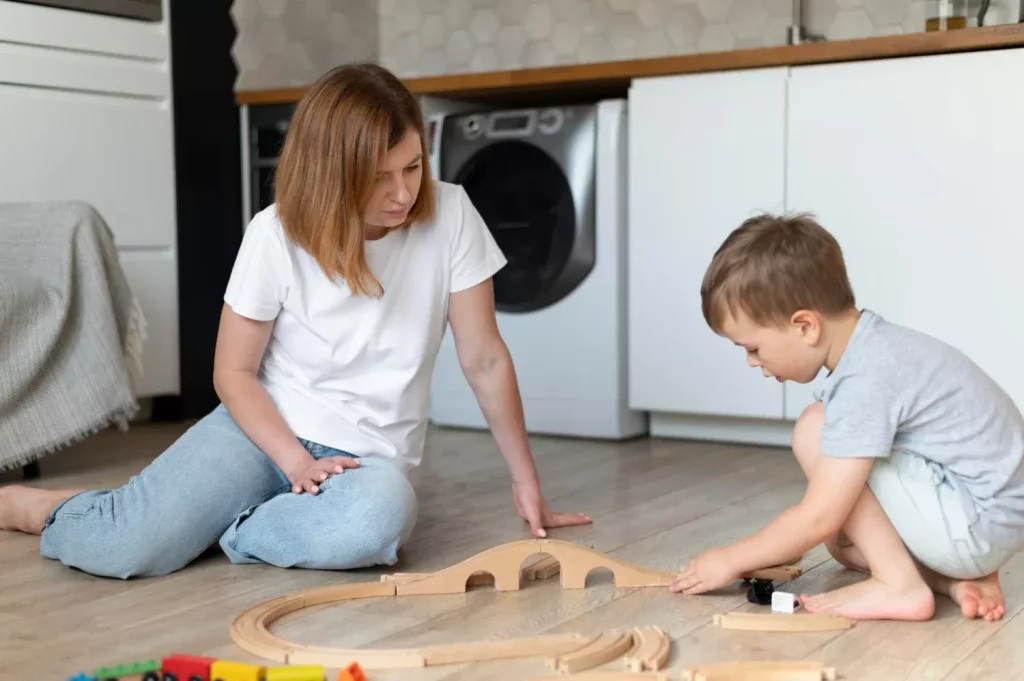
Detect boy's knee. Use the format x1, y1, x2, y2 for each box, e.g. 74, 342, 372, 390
792, 401, 825, 468
824, 531, 849, 562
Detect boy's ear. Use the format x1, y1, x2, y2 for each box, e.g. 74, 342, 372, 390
790, 309, 822, 346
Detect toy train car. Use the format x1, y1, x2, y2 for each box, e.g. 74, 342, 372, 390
66, 655, 366, 681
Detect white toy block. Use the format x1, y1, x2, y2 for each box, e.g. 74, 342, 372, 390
771, 591, 799, 614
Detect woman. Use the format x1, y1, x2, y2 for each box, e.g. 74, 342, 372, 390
0, 63, 591, 579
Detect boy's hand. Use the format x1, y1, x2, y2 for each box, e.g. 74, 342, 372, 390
670, 548, 741, 594
512, 479, 592, 538
289, 456, 361, 494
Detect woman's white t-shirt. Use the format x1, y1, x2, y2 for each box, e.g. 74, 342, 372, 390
223, 181, 507, 475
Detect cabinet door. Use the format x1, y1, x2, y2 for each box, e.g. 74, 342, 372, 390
0, 83, 180, 397
628, 68, 787, 419
785, 47, 1024, 418
0, 83, 176, 248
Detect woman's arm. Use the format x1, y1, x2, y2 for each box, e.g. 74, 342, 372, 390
212, 304, 357, 493
448, 281, 535, 486
447, 280, 591, 536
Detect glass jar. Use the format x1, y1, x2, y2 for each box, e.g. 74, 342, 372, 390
926, 0, 968, 31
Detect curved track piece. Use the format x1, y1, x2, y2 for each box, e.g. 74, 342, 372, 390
623, 626, 671, 672
231, 580, 592, 669
395, 539, 674, 596
622, 632, 642, 663
712, 612, 853, 632
684, 660, 837, 681
549, 630, 636, 674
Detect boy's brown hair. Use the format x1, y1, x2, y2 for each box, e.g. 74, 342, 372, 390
274, 63, 434, 297
700, 213, 856, 333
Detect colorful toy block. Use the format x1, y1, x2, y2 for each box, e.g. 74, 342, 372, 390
209, 659, 266, 681
335, 662, 366, 681
265, 665, 325, 680
92, 658, 161, 681
161, 653, 216, 681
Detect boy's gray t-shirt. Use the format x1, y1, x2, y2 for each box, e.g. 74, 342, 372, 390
816, 309, 1024, 551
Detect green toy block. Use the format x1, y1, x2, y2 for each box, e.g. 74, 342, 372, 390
92, 658, 160, 680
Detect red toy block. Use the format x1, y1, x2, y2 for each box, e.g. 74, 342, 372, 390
161, 653, 217, 681
336, 662, 366, 681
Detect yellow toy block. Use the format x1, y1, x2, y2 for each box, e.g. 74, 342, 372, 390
210, 659, 266, 681
264, 666, 325, 681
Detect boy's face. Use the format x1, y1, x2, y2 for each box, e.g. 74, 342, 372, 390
719, 309, 826, 384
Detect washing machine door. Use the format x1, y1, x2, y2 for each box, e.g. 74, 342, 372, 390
444, 106, 597, 313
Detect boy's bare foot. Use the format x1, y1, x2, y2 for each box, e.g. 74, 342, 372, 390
801, 577, 935, 621
918, 563, 1007, 621
949, 572, 1006, 622
0, 485, 80, 535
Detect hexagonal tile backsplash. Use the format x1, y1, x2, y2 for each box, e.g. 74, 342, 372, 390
379, 0, 795, 76
231, 0, 379, 91
231, 0, 1019, 89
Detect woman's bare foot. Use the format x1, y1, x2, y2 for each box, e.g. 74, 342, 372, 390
0, 485, 80, 535
801, 577, 935, 621
949, 572, 1006, 622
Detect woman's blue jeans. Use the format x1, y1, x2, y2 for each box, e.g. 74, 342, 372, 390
39, 404, 418, 579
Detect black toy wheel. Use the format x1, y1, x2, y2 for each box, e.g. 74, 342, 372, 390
189, 676, 204, 681
746, 578, 774, 605
163, 673, 178, 681
143, 673, 160, 681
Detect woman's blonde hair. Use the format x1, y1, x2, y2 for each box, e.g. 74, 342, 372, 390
274, 63, 434, 297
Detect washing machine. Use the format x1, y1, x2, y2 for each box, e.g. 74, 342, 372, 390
428, 99, 648, 439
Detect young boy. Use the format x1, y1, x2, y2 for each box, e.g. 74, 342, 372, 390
670, 213, 1024, 622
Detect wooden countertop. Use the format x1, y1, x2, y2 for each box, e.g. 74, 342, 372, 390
235, 24, 1024, 106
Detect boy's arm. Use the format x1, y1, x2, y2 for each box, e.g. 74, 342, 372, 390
671, 453, 875, 594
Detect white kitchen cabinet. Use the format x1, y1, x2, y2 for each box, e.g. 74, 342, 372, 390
0, 84, 177, 249
784, 47, 1024, 417
627, 68, 788, 423
0, 0, 179, 398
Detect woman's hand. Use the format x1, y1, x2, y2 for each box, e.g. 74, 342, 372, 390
288, 456, 361, 494
512, 479, 592, 538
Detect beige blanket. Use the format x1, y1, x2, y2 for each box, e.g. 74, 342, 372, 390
0, 201, 145, 471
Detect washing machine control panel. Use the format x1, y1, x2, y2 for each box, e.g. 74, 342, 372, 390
460, 108, 567, 141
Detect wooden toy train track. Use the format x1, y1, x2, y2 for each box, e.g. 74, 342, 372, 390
230, 539, 679, 671
683, 660, 838, 681
529, 661, 837, 681
230, 539, 829, 674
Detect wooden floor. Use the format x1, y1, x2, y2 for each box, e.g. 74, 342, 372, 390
1, 419, 1020, 681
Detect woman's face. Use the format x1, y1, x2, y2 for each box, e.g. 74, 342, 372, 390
364, 127, 423, 236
